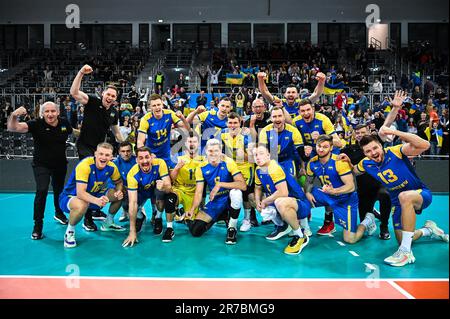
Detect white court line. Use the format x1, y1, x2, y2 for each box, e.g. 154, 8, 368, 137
336, 241, 346, 246
0, 275, 448, 282
349, 251, 359, 257
0, 194, 24, 201
387, 280, 415, 299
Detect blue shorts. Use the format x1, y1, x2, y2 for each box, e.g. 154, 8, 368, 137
203, 195, 230, 221
279, 160, 296, 178
391, 188, 432, 230
311, 187, 359, 232
59, 193, 105, 214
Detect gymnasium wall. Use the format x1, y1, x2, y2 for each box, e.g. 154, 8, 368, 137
0, 159, 448, 193
0, 0, 448, 23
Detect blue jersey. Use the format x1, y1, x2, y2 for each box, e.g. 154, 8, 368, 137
293, 112, 336, 147
62, 157, 121, 197
113, 155, 137, 188
259, 124, 303, 163
307, 154, 353, 189
356, 145, 429, 206
255, 160, 307, 201
138, 109, 181, 159
282, 99, 301, 118
196, 110, 228, 147
126, 159, 169, 199
196, 157, 241, 198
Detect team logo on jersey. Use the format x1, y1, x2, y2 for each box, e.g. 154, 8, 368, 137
165, 119, 169, 123
205, 170, 210, 175
105, 172, 109, 176
315, 125, 319, 128
110, 113, 115, 118
284, 137, 289, 140
61, 126, 67, 132
328, 166, 334, 170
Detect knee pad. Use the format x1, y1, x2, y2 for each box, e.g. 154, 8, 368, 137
164, 192, 178, 214
189, 220, 208, 237
229, 189, 243, 210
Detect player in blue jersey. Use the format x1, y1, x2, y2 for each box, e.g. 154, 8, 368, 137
253, 145, 311, 255
61, 143, 125, 248
259, 107, 307, 178
137, 93, 188, 169
349, 130, 449, 266
293, 99, 343, 235
257, 71, 326, 118
112, 142, 138, 223
186, 96, 232, 151
185, 139, 247, 245
122, 147, 178, 247
305, 135, 377, 244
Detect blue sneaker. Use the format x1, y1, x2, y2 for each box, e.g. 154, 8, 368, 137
265, 223, 292, 241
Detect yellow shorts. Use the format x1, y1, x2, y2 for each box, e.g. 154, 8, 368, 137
173, 187, 198, 219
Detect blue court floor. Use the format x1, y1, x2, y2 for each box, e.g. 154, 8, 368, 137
0, 193, 448, 279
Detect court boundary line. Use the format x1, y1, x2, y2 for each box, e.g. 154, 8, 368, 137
0, 275, 448, 282
387, 280, 416, 299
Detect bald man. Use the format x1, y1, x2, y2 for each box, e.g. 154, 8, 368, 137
7, 102, 79, 239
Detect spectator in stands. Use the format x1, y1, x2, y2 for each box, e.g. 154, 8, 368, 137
154, 71, 165, 91
119, 119, 132, 141
434, 87, 448, 111
411, 86, 423, 101
198, 66, 208, 92
372, 78, 383, 103
235, 89, 245, 116
196, 90, 207, 108
128, 86, 139, 108
355, 91, 369, 114
423, 77, 435, 100
208, 65, 223, 93
132, 106, 144, 120
427, 119, 442, 156
176, 73, 187, 89
400, 74, 409, 91
334, 90, 347, 111
407, 117, 418, 134
426, 101, 439, 124
43, 65, 53, 82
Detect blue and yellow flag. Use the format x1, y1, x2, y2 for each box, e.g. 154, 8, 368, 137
323, 81, 344, 95
425, 127, 443, 147
225, 73, 244, 85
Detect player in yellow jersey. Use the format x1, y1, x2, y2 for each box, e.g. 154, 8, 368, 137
170, 131, 205, 221
220, 112, 256, 232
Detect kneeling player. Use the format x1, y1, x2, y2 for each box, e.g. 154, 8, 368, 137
122, 147, 177, 247
186, 139, 247, 245
253, 145, 311, 255
305, 135, 376, 244
62, 143, 124, 248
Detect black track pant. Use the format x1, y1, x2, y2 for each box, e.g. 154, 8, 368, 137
358, 188, 391, 228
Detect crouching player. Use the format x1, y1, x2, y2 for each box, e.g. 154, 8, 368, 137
253, 145, 311, 255
305, 135, 377, 244
62, 143, 124, 248
185, 139, 247, 245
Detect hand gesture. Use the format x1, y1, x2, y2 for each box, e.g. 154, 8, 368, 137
114, 190, 123, 201
257, 72, 267, 80
156, 180, 165, 191
122, 233, 138, 247
209, 184, 221, 202
13, 106, 27, 117
175, 159, 186, 170
80, 65, 93, 75
389, 90, 408, 109
379, 125, 397, 137
316, 72, 326, 82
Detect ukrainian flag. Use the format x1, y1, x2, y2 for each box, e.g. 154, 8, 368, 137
341, 110, 352, 133
425, 127, 443, 147
226, 73, 244, 85
323, 81, 344, 95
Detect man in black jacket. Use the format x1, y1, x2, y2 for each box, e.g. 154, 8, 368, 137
340, 124, 391, 239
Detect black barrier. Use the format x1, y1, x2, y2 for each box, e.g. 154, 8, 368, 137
0, 159, 448, 193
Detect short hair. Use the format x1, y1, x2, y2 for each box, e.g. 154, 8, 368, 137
187, 131, 200, 140
271, 106, 284, 114
97, 142, 114, 152
136, 146, 152, 156
299, 99, 312, 107
316, 134, 333, 146
285, 85, 298, 92
354, 123, 368, 131
219, 96, 232, 103
149, 94, 163, 102
40, 101, 58, 117
227, 112, 241, 120
104, 85, 118, 94
206, 138, 221, 150
118, 141, 133, 150
359, 135, 381, 148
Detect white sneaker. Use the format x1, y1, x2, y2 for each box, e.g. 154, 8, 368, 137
424, 220, 449, 243
239, 219, 252, 232
100, 222, 127, 232
384, 248, 415, 267
118, 210, 129, 222
289, 228, 312, 237
365, 213, 377, 236
64, 231, 76, 248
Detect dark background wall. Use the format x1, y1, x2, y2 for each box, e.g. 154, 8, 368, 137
0, 159, 448, 193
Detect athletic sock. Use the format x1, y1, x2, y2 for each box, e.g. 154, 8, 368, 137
228, 218, 238, 229
400, 231, 414, 252
419, 227, 432, 237
360, 215, 373, 228
244, 208, 250, 220
155, 209, 163, 219
167, 221, 173, 229
292, 227, 304, 238
66, 224, 75, 234
299, 218, 310, 230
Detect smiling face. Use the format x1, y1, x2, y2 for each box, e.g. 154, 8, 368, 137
101, 88, 117, 108
284, 87, 298, 104
362, 141, 384, 163
95, 147, 114, 169
41, 102, 59, 126
355, 126, 370, 143
227, 116, 241, 136
271, 109, 285, 131
299, 103, 315, 123
149, 98, 164, 119
206, 143, 222, 166
137, 150, 153, 173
